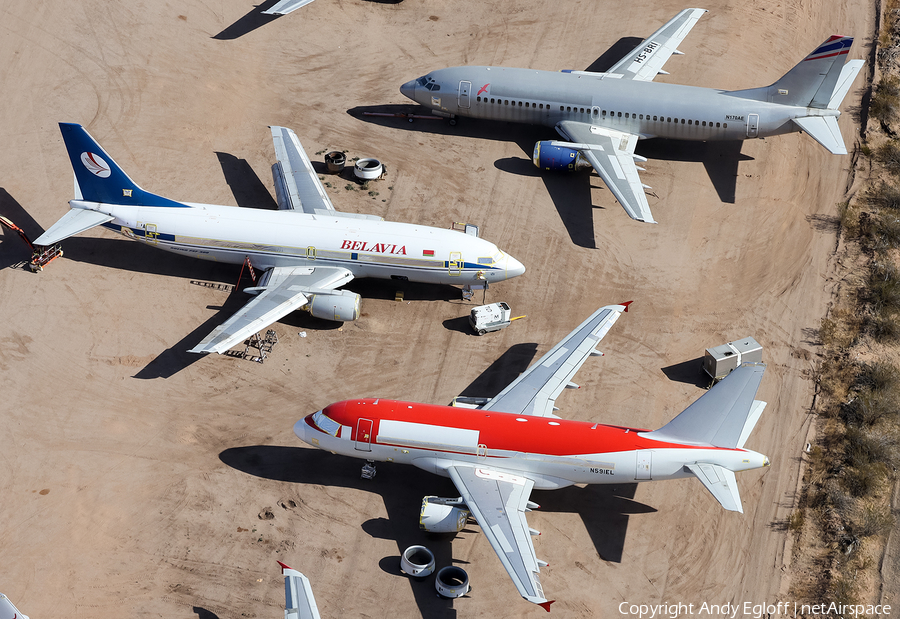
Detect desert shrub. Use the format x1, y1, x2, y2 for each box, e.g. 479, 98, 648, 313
866, 306, 900, 341
851, 502, 896, 537
870, 76, 900, 126
842, 391, 899, 427
839, 201, 861, 236
863, 182, 900, 210
789, 509, 805, 531
844, 426, 896, 467
869, 260, 900, 311
875, 212, 900, 248
841, 463, 885, 497
854, 360, 900, 392
876, 141, 900, 176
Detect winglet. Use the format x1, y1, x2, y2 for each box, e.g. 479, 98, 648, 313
619, 301, 634, 312
278, 560, 293, 572
539, 600, 556, 612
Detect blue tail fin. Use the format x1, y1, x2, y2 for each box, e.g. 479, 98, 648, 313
59, 123, 188, 207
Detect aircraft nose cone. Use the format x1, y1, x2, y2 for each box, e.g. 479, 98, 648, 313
400, 79, 418, 101
293, 417, 310, 443
506, 254, 526, 279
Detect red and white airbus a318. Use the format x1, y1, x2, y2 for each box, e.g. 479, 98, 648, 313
294, 303, 770, 611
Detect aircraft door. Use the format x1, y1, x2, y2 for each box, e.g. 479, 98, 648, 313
448, 251, 462, 276
355, 418, 373, 451
635, 450, 652, 480
746, 113, 759, 138
307, 246, 317, 260
458, 81, 471, 109
591, 106, 601, 121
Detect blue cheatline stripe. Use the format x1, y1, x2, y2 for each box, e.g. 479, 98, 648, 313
60, 123, 189, 208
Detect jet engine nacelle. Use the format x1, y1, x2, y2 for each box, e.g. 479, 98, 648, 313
532, 141, 591, 171
419, 496, 470, 533
305, 290, 361, 322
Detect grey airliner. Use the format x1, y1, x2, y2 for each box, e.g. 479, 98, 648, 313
400, 9, 864, 224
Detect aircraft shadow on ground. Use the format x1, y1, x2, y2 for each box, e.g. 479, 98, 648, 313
349, 107, 599, 247
220, 445, 459, 617
536, 483, 656, 563
212, 0, 284, 40
0, 188, 45, 269
637, 140, 753, 205
584, 37, 644, 72
215, 153, 277, 209
660, 357, 709, 388
456, 343, 539, 399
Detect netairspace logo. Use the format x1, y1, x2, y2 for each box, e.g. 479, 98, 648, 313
617, 601, 892, 618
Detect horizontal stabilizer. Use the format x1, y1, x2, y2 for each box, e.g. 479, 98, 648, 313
685, 463, 743, 513
33, 208, 114, 246
642, 363, 766, 448
792, 115, 847, 155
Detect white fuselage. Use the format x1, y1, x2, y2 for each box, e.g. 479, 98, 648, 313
72, 199, 524, 285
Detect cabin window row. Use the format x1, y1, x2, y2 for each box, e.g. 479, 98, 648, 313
476, 96, 550, 109
474, 96, 728, 128
595, 110, 727, 128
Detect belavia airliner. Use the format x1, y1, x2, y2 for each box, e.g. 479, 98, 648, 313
295, 303, 770, 610
35, 124, 524, 354
400, 8, 864, 224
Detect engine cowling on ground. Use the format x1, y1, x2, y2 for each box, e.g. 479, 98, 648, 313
305, 290, 361, 322
532, 141, 590, 171
419, 497, 470, 532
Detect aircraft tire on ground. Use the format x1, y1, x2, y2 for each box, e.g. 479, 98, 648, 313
478, 329, 485, 335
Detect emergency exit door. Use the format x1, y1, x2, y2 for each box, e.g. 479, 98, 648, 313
355, 418, 373, 451
458, 81, 471, 109
746, 113, 759, 138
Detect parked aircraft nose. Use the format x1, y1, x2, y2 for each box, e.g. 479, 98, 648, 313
400, 79, 418, 101
505, 254, 526, 279
293, 417, 311, 443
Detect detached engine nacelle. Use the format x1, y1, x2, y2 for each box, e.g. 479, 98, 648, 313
304, 290, 361, 322
419, 496, 470, 533
532, 141, 591, 171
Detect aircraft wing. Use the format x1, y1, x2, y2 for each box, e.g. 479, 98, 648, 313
189, 265, 353, 354
262, 0, 316, 15
554, 120, 655, 223
270, 125, 336, 213
279, 561, 322, 619
481, 303, 629, 418
606, 8, 707, 81
447, 466, 553, 611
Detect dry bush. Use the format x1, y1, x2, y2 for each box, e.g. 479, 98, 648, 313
854, 360, 900, 392
869, 260, 900, 310
865, 305, 900, 341
864, 181, 900, 210
876, 141, 900, 176
841, 462, 885, 497
839, 201, 861, 237
844, 425, 897, 466
850, 501, 896, 537
870, 76, 900, 126
875, 212, 900, 248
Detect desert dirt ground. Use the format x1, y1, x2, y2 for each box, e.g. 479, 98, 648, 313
0, 0, 875, 617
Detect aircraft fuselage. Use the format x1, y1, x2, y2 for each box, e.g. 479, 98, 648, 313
71, 200, 523, 286
296, 398, 768, 490
403, 66, 836, 142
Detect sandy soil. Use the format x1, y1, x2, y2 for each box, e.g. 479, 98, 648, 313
0, 0, 874, 617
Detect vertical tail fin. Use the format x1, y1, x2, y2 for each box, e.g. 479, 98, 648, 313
767, 36, 854, 108
58, 123, 186, 207
642, 363, 766, 448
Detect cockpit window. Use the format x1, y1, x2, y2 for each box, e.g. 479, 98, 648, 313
477, 256, 493, 265
418, 76, 441, 91
312, 410, 341, 437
